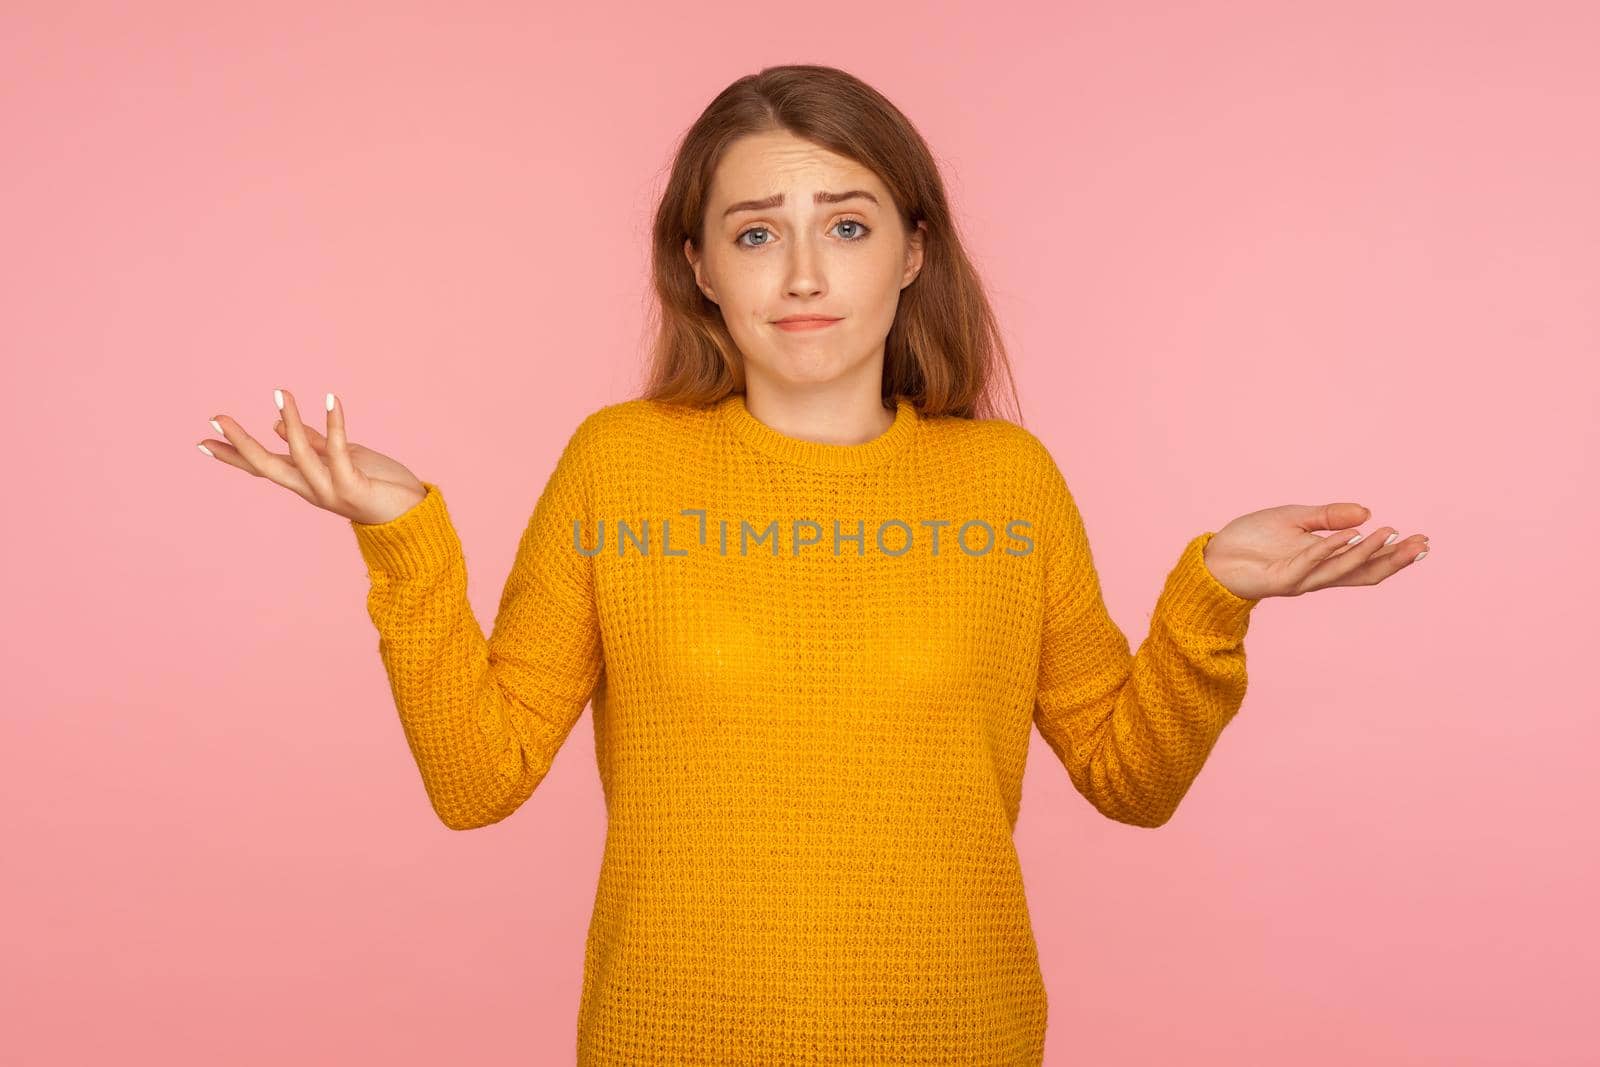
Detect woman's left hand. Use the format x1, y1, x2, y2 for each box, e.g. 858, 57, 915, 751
1201, 502, 1430, 600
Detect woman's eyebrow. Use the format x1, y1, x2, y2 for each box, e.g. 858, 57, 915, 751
722, 189, 880, 218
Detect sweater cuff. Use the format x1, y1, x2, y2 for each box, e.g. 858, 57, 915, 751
1157, 532, 1260, 637
349, 482, 460, 578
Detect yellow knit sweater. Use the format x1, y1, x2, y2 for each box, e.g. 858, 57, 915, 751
350, 392, 1258, 1065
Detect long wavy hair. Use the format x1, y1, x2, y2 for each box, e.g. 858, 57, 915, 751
635, 64, 1022, 424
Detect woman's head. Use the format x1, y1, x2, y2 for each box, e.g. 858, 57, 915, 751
641, 64, 1020, 422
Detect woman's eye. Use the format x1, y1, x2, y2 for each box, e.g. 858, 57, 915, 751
735, 219, 872, 248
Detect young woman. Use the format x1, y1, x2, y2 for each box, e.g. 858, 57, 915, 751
198, 64, 1428, 1066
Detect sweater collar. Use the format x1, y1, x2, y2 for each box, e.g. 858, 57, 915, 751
718, 392, 919, 472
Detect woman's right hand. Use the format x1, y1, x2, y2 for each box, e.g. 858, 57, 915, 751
198, 388, 428, 525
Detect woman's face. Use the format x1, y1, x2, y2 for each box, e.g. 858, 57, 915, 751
686, 129, 925, 394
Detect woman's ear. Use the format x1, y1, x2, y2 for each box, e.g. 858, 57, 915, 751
684, 237, 716, 302
902, 219, 927, 287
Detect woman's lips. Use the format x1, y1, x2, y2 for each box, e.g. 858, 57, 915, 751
773, 318, 841, 332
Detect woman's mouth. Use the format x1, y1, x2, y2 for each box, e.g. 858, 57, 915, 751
773, 317, 842, 332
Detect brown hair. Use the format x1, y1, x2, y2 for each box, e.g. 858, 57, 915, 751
635, 64, 1023, 424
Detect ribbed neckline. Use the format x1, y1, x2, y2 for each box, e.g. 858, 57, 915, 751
718, 392, 919, 472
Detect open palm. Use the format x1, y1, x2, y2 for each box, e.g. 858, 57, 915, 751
197, 388, 426, 525
1202, 502, 1430, 600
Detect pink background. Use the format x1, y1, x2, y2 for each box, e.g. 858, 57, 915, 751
4, 2, 1596, 1064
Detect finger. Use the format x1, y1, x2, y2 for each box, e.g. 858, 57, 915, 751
1298, 526, 1399, 590
200, 414, 317, 497
321, 391, 361, 490
1280, 524, 1382, 591
1301, 502, 1371, 533
1316, 534, 1431, 588
1326, 529, 1429, 566
1283, 524, 1373, 589
1366, 531, 1428, 565
1319, 526, 1376, 562
275, 388, 333, 502
274, 418, 327, 450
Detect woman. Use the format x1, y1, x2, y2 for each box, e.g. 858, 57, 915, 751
197, 64, 1427, 1066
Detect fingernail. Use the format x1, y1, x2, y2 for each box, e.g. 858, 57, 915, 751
274, 389, 284, 411
1415, 550, 1428, 561
210, 418, 223, 435
1346, 532, 1363, 545
197, 443, 213, 457
326, 392, 335, 412
1382, 533, 1398, 547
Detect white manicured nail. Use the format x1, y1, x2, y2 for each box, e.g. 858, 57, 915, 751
1382, 533, 1398, 547
1414, 550, 1428, 561
1346, 532, 1363, 545
210, 418, 223, 435
274, 389, 284, 410
326, 392, 335, 412
197, 443, 213, 457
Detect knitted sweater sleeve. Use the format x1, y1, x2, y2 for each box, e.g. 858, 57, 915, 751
1032, 449, 1259, 828
347, 423, 604, 831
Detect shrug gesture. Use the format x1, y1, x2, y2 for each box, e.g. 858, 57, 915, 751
197, 388, 427, 525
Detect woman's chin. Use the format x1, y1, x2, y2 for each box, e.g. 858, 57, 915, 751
754, 359, 846, 386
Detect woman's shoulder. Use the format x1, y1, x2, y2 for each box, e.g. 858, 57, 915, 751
563, 396, 715, 453
924, 409, 1059, 475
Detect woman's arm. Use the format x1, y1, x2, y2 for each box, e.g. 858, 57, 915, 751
1032, 456, 1258, 829
350, 422, 604, 831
